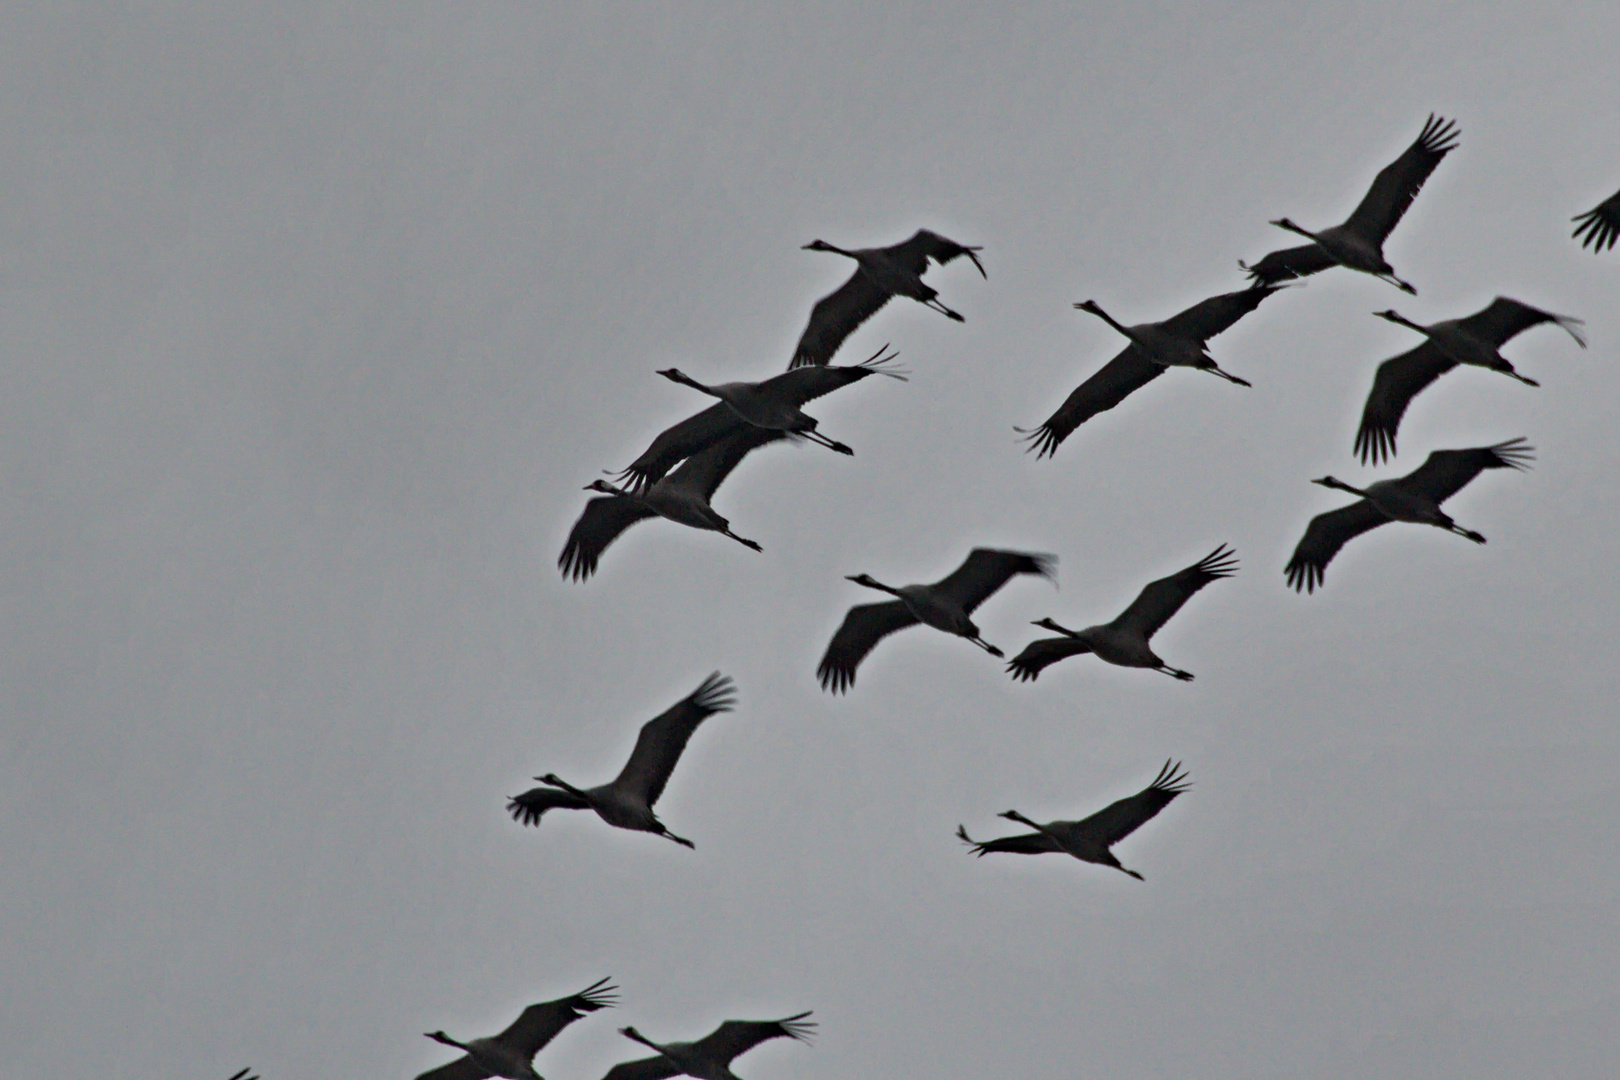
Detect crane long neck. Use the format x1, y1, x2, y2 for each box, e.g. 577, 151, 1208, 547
1330, 479, 1371, 497
667, 370, 718, 396
1387, 313, 1431, 336
855, 577, 903, 598
623, 1030, 674, 1058
1084, 304, 1134, 339
543, 775, 591, 800
1276, 219, 1320, 241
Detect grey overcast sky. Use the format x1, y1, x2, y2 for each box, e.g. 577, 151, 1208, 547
4, 4, 1619, 1079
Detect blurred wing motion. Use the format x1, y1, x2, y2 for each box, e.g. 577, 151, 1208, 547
956, 822, 1062, 856
931, 549, 1056, 614
815, 600, 918, 694
601, 1057, 681, 1080
1241, 242, 1337, 286
559, 496, 659, 582
1005, 636, 1095, 682
507, 784, 591, 827
1571, 186, 1620, 252
1284, 500, 1391, 594
1353, 342, 1455, 465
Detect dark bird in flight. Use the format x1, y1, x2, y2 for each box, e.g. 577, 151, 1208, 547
958, 760, 1191, 881
817, 549, 1055, 694
418, 979, 617, 1080
604, 1013, 815, 1080
508, 674, 734, 849
1285, 438, 1532, 593
1571, 186, 1620, 252
561, 428, 784, 580
1355, 298, 1585, 465
228, 1071, 259, 1080
1242, 114, 1459, 294
1018, 286, 1281, 458
614, 347, 904, 493
1007, 545, 1237, 682
791, 229, 985, 368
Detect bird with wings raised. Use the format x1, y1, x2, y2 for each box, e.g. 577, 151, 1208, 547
1242, 114, 1459, 294
1286, 438, 1533, 594
613, 346, 905, 493
817, 548, 1056, 693
418, 979, 617, 1080
508, 674, 734, 849
1354, 298, 1584, 465
561, 428, 785, 581
1572, 185, 1620, 252
603, 1012, 815, 1080
791, 229, 984, 368
1007, 545, 1236, 682
1018, 286, 1281, 458
959, 760, 1191, 880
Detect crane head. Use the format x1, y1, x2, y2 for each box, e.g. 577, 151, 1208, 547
424, 1031, 459, 1047
1072, 299, 1104, 316
1311, 476, 1356, 493
583, 479, 625, 496
801, 239, 836, 252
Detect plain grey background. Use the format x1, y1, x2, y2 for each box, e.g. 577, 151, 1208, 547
4, 4, 1617, 1079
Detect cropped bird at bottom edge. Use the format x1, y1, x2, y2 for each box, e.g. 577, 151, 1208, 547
417, 979, 617, 1080
601, 1012, 815, 1080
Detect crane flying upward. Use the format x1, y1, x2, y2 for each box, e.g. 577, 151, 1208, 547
958, 760, 1191, 880
507, 673, 734, 849
1018, 286, 1282, 458
1007, 545, 1237, 682
1285, 438, 1533, 593
418, 979, 617, 1080
1242, 114, 1459, 294
791, 229, 984, 368
1354, 298, 1585, 465
817, 548, 1055, 694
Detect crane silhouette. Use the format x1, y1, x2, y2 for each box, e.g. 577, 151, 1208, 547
1355, 298, 1585, 464
1243, 114, 1459, 293
1007, 546, 1236, 682
1286, 438, 1532, 593
959, 760, 1191, 880
817, 548, 1055, 693
791, 230, 984, 368
508, 674, 735, 849
418, 979, 617, 1080
602, 1013, 816, 1080
1018, 286, 1282, 457
1572, 185, 1620, 252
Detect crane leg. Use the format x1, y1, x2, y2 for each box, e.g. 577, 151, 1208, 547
1203, 365, 1252, 388
926, 298, 966, 322
800, 429, 855, 455
722, 529, 763, 552
1448, 524, 1487, 544
967, 635, 1004, 658
1156, 665, 1195, 682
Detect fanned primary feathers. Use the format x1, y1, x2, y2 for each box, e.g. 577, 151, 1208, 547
1019, 286, 1281, 457
817, 549, 1056, 694
418, 979, 618, 1080
1285, 438, 1533, 593
603, 1012, 816, 1080
507, 674, 735, 848
1243, 114, 1459, 292
1572, 186, 1620, 252
791, 229, 985, 368
1007, 545, 1237, 682
958, 760, 1191, 880
1355, 298, 1585, 465
560, 428, 786, 581
615, 347, 906, 492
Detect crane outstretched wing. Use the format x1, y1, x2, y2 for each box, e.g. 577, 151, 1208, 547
1453, 297, 1585, 349
957, 822, 1063, 856
507, 784, 591, 827
692, 1014, 817, 1063
1284, 500, 1390, 594
1572, 187, 1620, 252
816, 600, 918, 694
1114, 545, 1238, 641
497, 979, 619, 1057
1354, 342, 1455, 466
762, 345, 907, 405
666, 427, 787, 501
1005, 636, 1094, 682
1018, 346, 1164, 458
790, 272, 893, 369
932, 549, 1056, 614
1160, 285, 1282, 344
614, 401, 743, 493
1077, 760, 1191, 847
1241, 242, 1336, 286
414, 1056, 488, 1080
1398, 438, 1533, 505
559, 496, 659, 581
600, 1056, 680, 1080
1343, 113, 1459, 244
611, 673, 736, 807
883, 229, 986, 278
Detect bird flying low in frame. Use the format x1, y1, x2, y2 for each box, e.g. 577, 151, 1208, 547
1242, 114, 1459, 294
791, 229, 985, 368
958, 760, 1191, 881
1354, 298, 1584, 465
602, 1012, 816, 1080
1007, 545, 1237, 683
1285, 438, 1532, 594
816, 548, 1056, 694
508, 674, 735, 849
418, 979, 618, 1080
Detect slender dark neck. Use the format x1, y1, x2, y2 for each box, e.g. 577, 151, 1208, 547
1039, 620, 1083, 638
543, 775, 591, 800
1323, 478, 1370, 498
666, 370, 717, 396
1274, 219, 1319, 241
428, 1033, 469, 1052
853, 576, 903, 598
1383, 312, 1429, 336
1080, 303, 1133, 339
622, 1029, 674, 1058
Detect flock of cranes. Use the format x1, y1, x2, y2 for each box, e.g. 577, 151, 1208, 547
232, 112, 1611, 1080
